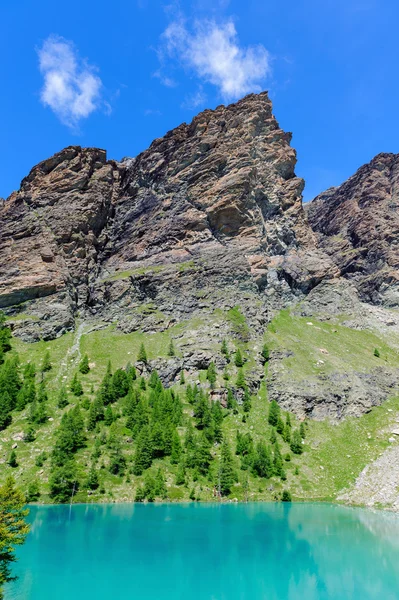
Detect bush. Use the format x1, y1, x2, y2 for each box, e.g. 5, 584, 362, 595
281, 490, 292, 502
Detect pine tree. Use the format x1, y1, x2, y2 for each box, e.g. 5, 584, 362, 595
23, 426, 36, 443
223, 366, 229, 381
112, 369, 129, 398
137, 343, 148, 363
139, 377, 146, 391
227, 388, 235, 410
104, 405, 114, 426
171, 430, 182, 464
300, 421, 306, 439
193, 434, 212, 476
133, 426, 153, 475
0, 391, 12, 430
26, 480, 40, 502
235, 368, 246, 390
218, 439, 237, 496
168, 339, 176, 357
243, 388, 251, 413
49, 460, 79, 503
37, 381, 48, 403
253, 442, 273, 479
221, 339, 229, 361
41, 351, 52, 373
281, 490, 292, 502
290, 429, 303, 455
154, 468, 167, 498
234, 348, 244, 367
79, 354, 90, 374
126, 363, 137, 382
268, 400, 280, 427
0, 476, 30, 599
135, 485, 146, 502
57, 386, 69, 409
276, 417, 285, 435
109, 446, 126, 475
175, 462, 186, 486
151, 421, 165, 458
270, 427, 277, 444
149, 370, 160, 389
179, 370, 185, 385
87, 402, 97, 431
70, 373, 83, 397
8, 450, 18, 468
206, 362, 217, 389
261, 344, 270, 362
97, 364, 115, 405
211, 400, 224, 443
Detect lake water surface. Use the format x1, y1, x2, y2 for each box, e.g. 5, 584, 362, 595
7, 502, 399, 599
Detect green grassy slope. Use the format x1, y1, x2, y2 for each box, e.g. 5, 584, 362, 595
1, 307, 399, 506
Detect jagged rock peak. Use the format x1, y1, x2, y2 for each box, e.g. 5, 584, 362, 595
307, 152, 399, 305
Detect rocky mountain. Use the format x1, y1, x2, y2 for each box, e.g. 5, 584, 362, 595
1, 92, 399, 420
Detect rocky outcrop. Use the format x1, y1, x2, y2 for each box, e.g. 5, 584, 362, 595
1, 93, 335, 342
1, 92, 399, 419
307, 153, 399, 307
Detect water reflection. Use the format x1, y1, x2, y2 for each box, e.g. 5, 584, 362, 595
7, 503, 399, 600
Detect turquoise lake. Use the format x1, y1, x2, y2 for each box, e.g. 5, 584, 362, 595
6, 502, 399, 599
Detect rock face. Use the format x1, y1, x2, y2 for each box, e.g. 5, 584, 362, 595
307, 153, 399, 306
1, 92, 399, 419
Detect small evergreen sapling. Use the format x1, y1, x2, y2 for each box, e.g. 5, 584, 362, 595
234, 348, 244, 367
79, 354, 90, 374
137, 343, 148, 363
8, 450, 18, 468
70, 374, 83, 397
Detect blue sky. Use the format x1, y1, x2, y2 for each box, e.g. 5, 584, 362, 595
1, 0, 398, 201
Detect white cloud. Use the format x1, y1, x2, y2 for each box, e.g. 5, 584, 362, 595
181, 86, 207, 110
37, 35, 102, 129
161, 18, 271, 100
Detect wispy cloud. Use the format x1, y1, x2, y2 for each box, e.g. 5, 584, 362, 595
181, 86, 207, 110
160, 18, 271, 100
37, 35, 103, 130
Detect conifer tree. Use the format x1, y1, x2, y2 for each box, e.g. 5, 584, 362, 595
218, 439, 237, 496
0, 476, 30, 599
112, 369, 129, 398
243, 388, 251, 413
175, 462, 186, 486
221, 339, 229, 361
79, 354, 90, 374
49, 460, 79, 503
235, 368, 246, 390
8, 450, 18, 468
109, 445, 126, 475
133, 426, 153, 475
41, 351, 52, 373
57, 386, 69, 409
270, 427, 277, 444
97, 363, 115, 405
171, 430, 182, 464
253, 442, 273, 478
126, 363, 137, 384
168, 339, 176, 357
23, 426, 36, 443
135, 485, 146, 502
223, 366, 229, 381
227, 388, 235, 410
151, 421, 165, 458
300, 421, 306, 439
154, 468, 167, 498
26, 480, 40, 502
70, 373, 83, 397
37, 381, 48, 403
139, 377, 146, 391
104, 405, 114, 426
261, 344, 270, 362
290, 429, 303, 455
206, 362, 217, 389
268, 400, 280, 427
149, 370, 160, 389
234, 348, 244, 367
0, 392, 12, 430
193, 434, 212, 476
211, 400, 224, 443
179, 370, 185, 385
137, 343, 148, 363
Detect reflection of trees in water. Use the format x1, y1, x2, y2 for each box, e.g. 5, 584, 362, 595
13, 504, 399, 600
